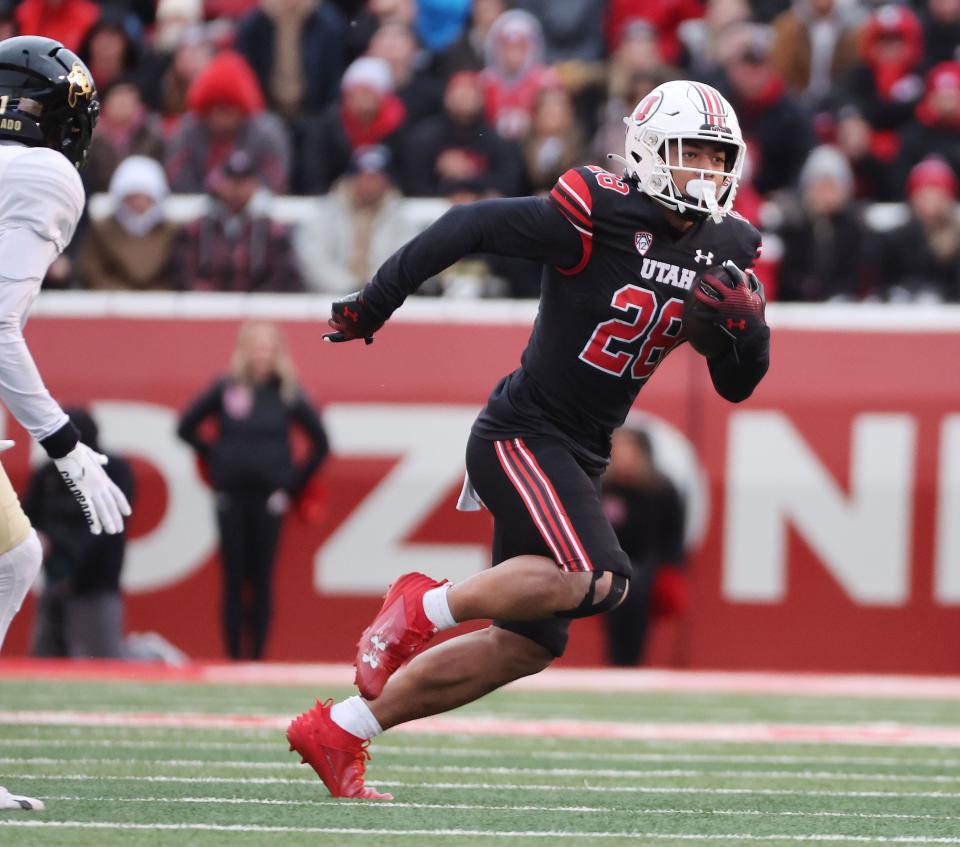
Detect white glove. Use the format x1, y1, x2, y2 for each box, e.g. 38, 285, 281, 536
53, 443, 132, 535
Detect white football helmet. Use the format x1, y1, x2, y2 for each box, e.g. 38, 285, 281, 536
617, 80, 745, 223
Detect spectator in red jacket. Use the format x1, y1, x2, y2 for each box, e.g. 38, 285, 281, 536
481, 9, 558, 140
165, 50, 291, 194
14, 0, 98, 51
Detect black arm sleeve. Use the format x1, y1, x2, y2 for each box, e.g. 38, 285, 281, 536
707, 324, 770, 403
288, 396, 330, 496
176, 379, 225, 457
361, 197, 583, 321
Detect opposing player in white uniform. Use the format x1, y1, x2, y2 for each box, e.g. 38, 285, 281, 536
0, 36, 131, 811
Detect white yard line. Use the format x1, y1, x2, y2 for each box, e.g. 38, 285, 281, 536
4, 709, 960, 748
8, 737, 960, 769
2, 820, 960, 843
4, 756, 960, 785
37, 794, 960, 823
5, 773, 960, 799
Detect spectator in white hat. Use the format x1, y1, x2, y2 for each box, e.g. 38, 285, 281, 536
79, 156, 179, 291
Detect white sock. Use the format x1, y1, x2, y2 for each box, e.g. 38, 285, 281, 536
330, 696, 383, 740
422, 583, 457, 631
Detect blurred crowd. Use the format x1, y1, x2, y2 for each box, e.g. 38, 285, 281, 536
14, 0, 960, 301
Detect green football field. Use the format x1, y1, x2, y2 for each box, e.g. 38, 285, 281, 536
2, 669, 960, 846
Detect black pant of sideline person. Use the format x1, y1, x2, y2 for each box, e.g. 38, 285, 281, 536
216, 490, 285, 661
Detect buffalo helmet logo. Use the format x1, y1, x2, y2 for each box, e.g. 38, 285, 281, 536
66, 62, 94, 108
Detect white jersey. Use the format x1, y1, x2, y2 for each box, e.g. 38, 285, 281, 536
0, 144, 84, 442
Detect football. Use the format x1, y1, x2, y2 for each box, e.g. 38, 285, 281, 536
683, 263, 742, 359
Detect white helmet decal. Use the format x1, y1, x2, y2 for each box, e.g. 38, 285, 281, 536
618, 80, 745, 223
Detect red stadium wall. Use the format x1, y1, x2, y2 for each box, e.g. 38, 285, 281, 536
4, 296, 960, 673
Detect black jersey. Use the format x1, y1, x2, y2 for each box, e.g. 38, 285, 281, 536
361, 165, 766, 473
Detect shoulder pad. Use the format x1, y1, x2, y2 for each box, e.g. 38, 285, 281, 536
0, 148, 84, 253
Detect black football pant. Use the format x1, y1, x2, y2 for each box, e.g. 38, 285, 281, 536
215, 490, 284, 660
465, 433, 631, 658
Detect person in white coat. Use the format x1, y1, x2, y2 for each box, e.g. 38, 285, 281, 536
294, 145, 420, 294
0, 35, 131, 812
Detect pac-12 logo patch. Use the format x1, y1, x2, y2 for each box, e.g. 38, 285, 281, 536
634, 231, 654, 256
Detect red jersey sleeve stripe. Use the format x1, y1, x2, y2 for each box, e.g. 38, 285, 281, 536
549, 187, 592, 232
558, 169, 593, 216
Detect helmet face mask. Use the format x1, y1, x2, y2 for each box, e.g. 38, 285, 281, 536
0, 36, 99, 169
622, 81, 745, 222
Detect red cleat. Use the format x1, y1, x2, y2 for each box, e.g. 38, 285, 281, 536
354, 572, 449, 700
286, 699, 393, 801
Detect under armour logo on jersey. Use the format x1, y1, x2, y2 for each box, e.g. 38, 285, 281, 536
634, 231, 654, 256
694, 250, 714, 265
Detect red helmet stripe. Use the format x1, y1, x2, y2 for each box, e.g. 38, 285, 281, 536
692, 81, 727, 128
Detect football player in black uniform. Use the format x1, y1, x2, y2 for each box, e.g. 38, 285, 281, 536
287, 80, 769, 800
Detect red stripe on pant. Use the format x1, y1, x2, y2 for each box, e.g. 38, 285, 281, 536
512, 438, 595, 573
495, 439, 582, 572
494, 440, 570, 567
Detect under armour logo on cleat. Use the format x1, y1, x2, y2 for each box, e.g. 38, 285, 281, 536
361, 652, 380, 668
370, 634, 387, 652
726, 318, 746, 331
343, 306, 359, 322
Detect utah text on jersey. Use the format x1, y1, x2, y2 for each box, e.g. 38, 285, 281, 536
639, 258, 697, 291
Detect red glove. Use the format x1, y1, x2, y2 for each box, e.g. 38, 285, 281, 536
651, 566, 688, 618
